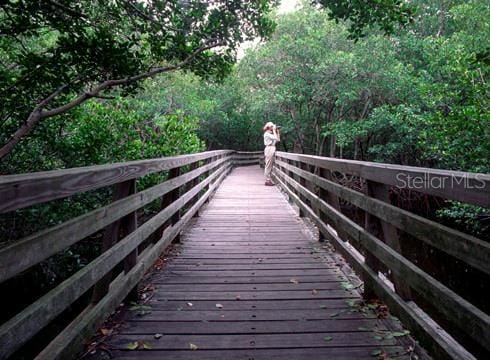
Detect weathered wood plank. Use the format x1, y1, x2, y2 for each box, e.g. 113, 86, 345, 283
160, 269, 342, 277
154, 290, 356, 301
276, 184, 475, 360
143, 299, 352, 311
275, 159, 490, 275
120, 319, 388, 334
106, 347, 410, 360
0, 150, 233, 213
151, 282, 344, 291
152, 275, 345, 284
0, 156, 230, 283
160, 166, 181, 243
94, 166, 424, 360
91, 179, 137, 303
109, 332, 397, 349
4, 165, 434, 360
276, 152, 490, 206
165, 264, 335, 271
0, 164, 231, 359
273, 168, 487, 356
34, 163, 232, 360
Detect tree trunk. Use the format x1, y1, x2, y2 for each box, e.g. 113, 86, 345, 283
329, 135, 336, 157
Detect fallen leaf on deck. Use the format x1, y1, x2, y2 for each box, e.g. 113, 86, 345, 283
323, 336, 333, 342
216, 303, 223, 309
142, 341, 152, 350
154, 333, 163, 339
126, 341, 139, 350
311, 289, 318, 295
290, 278, 299, 284
187, 302, 193, 307
189, 343, 198, 350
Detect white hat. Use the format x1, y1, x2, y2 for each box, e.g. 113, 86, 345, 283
263, 121, 275, 131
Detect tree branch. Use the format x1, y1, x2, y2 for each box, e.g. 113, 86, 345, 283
0, 42, 222, 160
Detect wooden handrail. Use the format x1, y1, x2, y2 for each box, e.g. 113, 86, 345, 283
276, 152, 490, 207
0, 150, 242, 359
272, 152, 489, 360
0, 150, 233, 214
275, 159, 490, 275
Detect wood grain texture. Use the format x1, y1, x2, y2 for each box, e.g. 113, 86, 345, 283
0, 150, 233, 213
272, 167, 484, 359
103, 166, 418, 360
276, 152, 490, 207
0, 156, 230, 283
275, 159, 490, 275
0, 163, 231, 359
35, 163, 232, 360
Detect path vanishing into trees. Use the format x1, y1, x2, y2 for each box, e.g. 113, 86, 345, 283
0, 151, 488, 359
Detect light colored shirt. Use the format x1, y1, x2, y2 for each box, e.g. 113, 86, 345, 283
264, 131, 279, 146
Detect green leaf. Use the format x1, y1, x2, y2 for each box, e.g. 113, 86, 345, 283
126, 341, 139, 350
323, 336, 333, 342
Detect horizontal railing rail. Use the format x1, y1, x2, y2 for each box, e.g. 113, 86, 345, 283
272, 152, 489, 360
0, 150, 258, 359
232, 151, 264, 166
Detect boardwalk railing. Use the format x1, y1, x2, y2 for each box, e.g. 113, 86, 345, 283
272, 152, 489, 359
232, 150, 264, 167
0, 150, 263, 359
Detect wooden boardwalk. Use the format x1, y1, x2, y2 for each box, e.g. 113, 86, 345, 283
105, 166, 414, 359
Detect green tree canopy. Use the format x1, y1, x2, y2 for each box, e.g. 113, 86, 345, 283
0, 0, 277, 159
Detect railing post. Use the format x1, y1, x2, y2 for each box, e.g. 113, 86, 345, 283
91, 179, 137, 303
285, 158, 296, 205
298, 162, 310, 217
203, 155, 215, 202
317, 168, 345, 241
365, 180, 413, 300
362, 180, 385, 299
122, 181, 138, 301
188, 161, 200, 217
159, 167, 181, 243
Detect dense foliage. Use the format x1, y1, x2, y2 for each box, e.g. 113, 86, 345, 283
0, 0, 277, 159
205, 0, 489, 174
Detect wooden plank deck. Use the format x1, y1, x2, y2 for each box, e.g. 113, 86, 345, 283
103, 166, 415, 359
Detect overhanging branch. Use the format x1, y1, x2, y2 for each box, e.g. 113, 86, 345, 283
0, 42, 223, 160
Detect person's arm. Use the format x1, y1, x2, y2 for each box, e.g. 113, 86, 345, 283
273, 125, 280, 142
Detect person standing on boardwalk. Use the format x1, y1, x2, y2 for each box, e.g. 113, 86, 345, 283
263, 121, 280, 186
